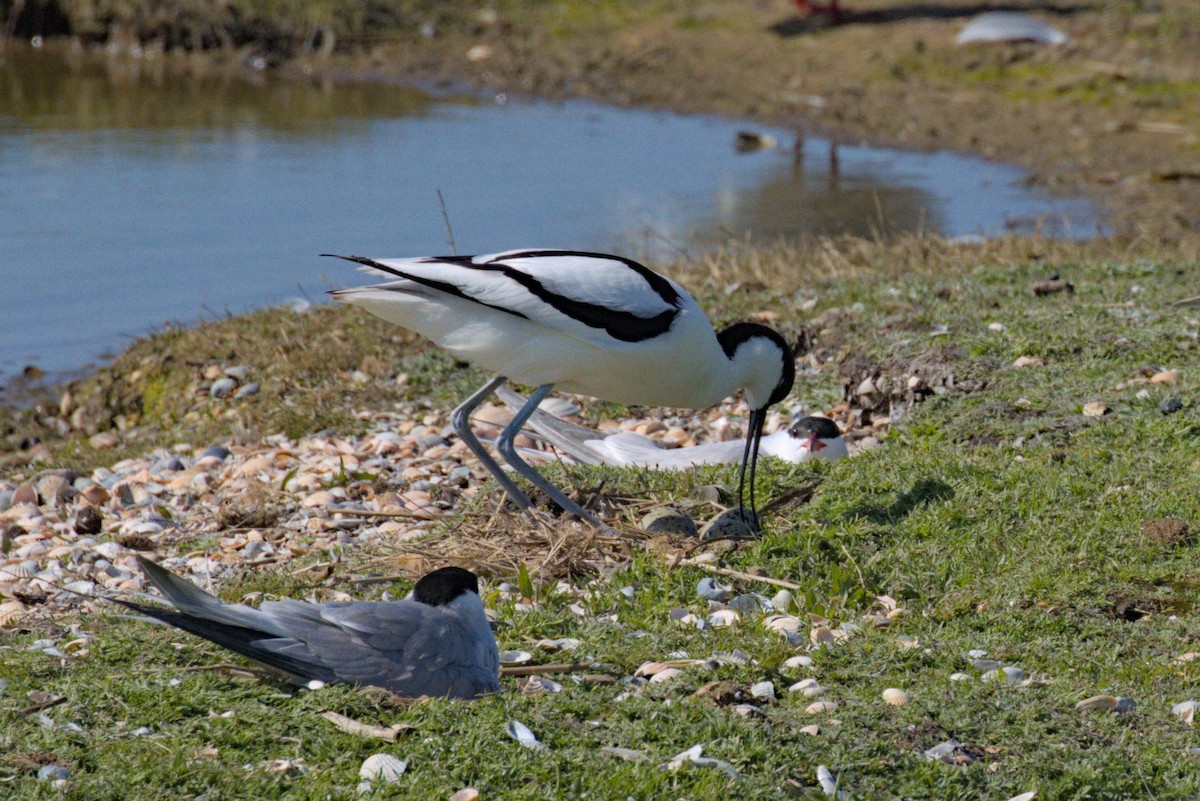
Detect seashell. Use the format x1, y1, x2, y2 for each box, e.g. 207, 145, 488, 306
0, 563, 34, 581
805, 700, 839, 715
523, 676, 563, 694
533, 638, 581, 651
664, 745, 740, 780
771, 589, 794, 613
728, 593, 770, 615
649, 668, 682, 684
0, 599, 27, 625
449, 790, 481, 801
800, 724, 820, 736
764, 614, 803, 634
357, 753, 407, 791
949, 672, 972, 682
750, 681, 775, 700
1012, 355, 1043, 368
882, 688, 911, 706
817, 765, 839, 797
732, 703, 765, 718
788, 678, 821, 695
506, 720, 548, 751
600, 747, 648, 762
1082, 401, 1108, 418
1074, 695, 1135, 713
1004, 793, 1037, 801
811, 625, 842, 646
1172, 700, 1198, 725
981, 666, 1024, 684
784, 655, 814, 669
707, 609, 739, 627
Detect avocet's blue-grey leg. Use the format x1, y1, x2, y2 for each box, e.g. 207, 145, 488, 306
452, 375, 534, 511
497, 383, 604, 528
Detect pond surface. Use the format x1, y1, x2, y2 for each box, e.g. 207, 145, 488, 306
0, 45, 1099, 385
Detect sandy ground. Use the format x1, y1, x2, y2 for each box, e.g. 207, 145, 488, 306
285, 0, 1200, 240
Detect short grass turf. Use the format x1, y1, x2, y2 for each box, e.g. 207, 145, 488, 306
3, 236, 1200, 799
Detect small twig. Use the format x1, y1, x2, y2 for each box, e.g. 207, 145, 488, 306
839, 543, 867, 590
19, 695, 67, 716
500, 662, 599, 677
349, 573, 414, 585
437, 188, 456, 255
686, 561, 803, 592
181, 663, 274, 679
326, 508, 435, 520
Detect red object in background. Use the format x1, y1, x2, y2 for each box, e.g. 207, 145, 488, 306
795, 0, 841, 23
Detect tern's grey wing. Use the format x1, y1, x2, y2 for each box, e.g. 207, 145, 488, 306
134, 556, 289, 635
259, 599, 496, 698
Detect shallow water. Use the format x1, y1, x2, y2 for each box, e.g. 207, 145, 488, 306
0, 46, 1099, 384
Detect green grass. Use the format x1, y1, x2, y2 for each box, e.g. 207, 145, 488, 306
4, 236, 1200, 798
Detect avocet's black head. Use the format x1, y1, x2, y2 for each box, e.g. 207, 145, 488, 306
789, 415, 841, 441
715, 323, 795, 412
715, 323, 797, 529
412, 566, 479, 607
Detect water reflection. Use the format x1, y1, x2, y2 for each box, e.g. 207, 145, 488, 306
0, 46, 1097, 383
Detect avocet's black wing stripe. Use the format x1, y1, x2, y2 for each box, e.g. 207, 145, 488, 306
323, 254, 529, 320
481, 250, 682, 308
427, 252, 681, 342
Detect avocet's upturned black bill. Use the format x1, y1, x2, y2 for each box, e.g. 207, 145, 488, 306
118, 557, 500, 699
326, 249, 796, 526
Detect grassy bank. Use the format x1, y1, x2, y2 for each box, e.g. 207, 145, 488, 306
4, 235, 1200, 798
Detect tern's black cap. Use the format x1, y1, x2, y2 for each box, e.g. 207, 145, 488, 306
789, 415, 841, 441
412, 567, 479, 607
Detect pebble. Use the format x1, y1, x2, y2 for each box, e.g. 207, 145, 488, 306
234, 382, 260, 399
1082, 401, 1108, 417
38, 765, 71, 782
209, 378, 237, 398
1161, 397, 1184, 415
89, 431, 120, 449
1012, 356, 1044, 368
73, 506, 103, 535
696, 578, 732, 602
1150, 370, 1180, 384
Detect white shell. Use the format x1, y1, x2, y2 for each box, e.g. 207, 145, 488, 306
707, 609, 739, 627
1173, 700, 1198, 725
956, 12, 1066, 45
882, 688, 911, 706
750, 681, 775, 700
784, 655, 815, 669
805, 700, 839, 714
763, 614, 803, 633
357, 753, 407, 791
506, 720, 548, 751
499, 650, 532, 665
